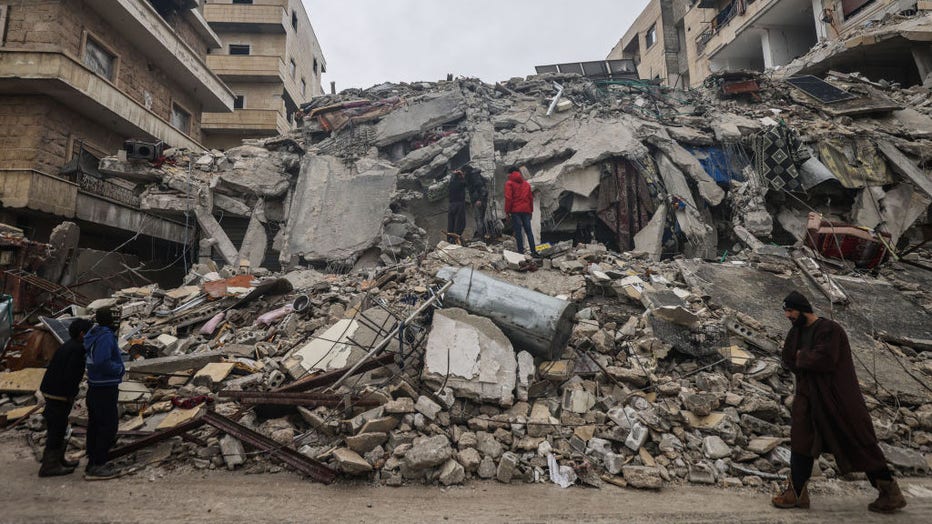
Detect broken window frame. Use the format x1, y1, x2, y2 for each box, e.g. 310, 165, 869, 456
82, 32, 118, 82
645, 24, 657, 49
229, 44, 250, 56
842, 0, 877, 20
233, 95, 245, 109
170, 102, 192, 134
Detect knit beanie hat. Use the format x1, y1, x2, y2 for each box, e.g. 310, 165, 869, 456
783, 291, 813, 313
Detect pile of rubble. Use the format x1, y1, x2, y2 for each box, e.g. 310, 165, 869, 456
4, 14, 932, 486
2, 234, 931, 489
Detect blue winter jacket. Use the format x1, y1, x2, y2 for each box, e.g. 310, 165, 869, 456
84, 325, 124, 387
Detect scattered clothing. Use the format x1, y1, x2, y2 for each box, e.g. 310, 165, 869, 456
744, 124, 809, 192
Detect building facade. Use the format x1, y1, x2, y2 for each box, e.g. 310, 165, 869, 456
201, 0, 327, 150
0, 0, 233, 249
610, 0, 927, 88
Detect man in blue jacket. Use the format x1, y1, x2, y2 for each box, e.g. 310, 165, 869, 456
83, 308, 125, 480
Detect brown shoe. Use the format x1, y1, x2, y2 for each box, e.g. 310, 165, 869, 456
772, 479, 810, 509
869, 479, 907, 513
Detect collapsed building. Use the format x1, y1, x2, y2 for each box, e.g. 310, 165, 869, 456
1, 10, 932, 491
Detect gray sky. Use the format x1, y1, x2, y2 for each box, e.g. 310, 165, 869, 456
302, 0, 649, 91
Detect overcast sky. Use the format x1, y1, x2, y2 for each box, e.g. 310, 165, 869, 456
301, 0, 650, 91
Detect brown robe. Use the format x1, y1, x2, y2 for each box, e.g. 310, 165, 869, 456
781, 317, 888, 474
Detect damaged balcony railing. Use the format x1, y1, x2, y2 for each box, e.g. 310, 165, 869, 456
77, 173, 141, 208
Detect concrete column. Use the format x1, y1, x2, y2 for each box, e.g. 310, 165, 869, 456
761, 29, 792, 69
912, 46, 932, 83
812, 0, 829, 42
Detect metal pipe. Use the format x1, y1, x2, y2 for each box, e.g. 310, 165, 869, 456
436, 266, 577, 360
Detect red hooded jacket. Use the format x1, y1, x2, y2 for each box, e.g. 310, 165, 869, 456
504, 171, 533, 214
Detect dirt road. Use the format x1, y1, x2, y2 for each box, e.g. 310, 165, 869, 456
1, 433, 930, 523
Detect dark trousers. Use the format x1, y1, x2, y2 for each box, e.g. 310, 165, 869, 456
86, 386, 119, 466
473, 201, 488, 239
511, 212, 535, 254
43, 398, 72, 451
448, 201, 466, 239
791, 452, 892, 494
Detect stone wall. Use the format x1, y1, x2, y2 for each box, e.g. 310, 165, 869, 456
2, 0, 206, 141
0, 96, 123, 176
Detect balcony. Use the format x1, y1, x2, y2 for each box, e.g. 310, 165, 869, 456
204, 2, 288, 33
84, 0, 234, 112
202, 108, 289, 135
0, 50, 207, 151
206, 54, 286, 82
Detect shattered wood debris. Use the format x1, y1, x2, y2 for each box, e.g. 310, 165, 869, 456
3, 55, 932, 490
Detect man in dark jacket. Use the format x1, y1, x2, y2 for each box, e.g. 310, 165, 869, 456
464, 165, 490, 240
83, 308, 125, 480
773, 291, 906, 513
447, 165, 489, 242
447, 168, 468, 243
504, 167, 535, 255
38, 318, 93, 477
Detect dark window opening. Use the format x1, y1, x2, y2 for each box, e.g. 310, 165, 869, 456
229, 44, 250, 55
291, 10, 298, 30
234, 95, 245, 109
232, 0, 253, 4
842, 0, 876, 19
646, 24, 657, 48
83, 37, 116, 80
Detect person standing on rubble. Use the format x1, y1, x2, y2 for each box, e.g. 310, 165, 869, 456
83, 308, 125, 481
38, 318, 93, 477
504, 166, 536, 256
447, 168, 469, 243
773, 291, 906, 513
464, 165, 490, 240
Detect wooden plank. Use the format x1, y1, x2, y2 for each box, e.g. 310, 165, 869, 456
0, 368, 45, 393
878, 141, 932, 199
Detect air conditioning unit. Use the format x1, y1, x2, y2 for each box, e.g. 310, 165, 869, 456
123, 139, 164, 161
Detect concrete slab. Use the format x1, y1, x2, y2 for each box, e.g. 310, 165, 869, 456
281, 156, 397, 266
374, 91, 466, 147
422, 308, 517, 407
0, 369, 45, 393
677, 260, 932, 402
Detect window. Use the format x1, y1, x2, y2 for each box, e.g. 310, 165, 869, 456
229, 44, 250, 55
645, 24, 657, 48
83, 37, 116, 81
313, 57, 318, 75
232, 0, 253, 4
301, 79, 306, 97
289, 58, 296, 78
842, 0, 876, 19
291, 10, 298, 30
234, 95, 245, 109
171, 103, 191, 133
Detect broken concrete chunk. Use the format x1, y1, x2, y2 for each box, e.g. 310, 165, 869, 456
220, 435, 245, 470
403, 435, 453, 470
422, 308, 517, 407
414, 396, 442, 421
622, 465, 663, 490
333, 448, 373, 475
374, 92, 466, 147
496, 451, 519, 483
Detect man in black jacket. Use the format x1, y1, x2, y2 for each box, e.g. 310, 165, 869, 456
38, 318, 93, 477
447, 165, 489, 243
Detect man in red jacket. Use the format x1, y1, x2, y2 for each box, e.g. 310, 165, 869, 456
504, 166, 536, 255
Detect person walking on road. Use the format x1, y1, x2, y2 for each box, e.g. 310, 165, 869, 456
504, 167, 536, 256
773, 291, 906, 513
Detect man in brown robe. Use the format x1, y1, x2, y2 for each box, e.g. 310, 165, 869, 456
772, 291, 906, 513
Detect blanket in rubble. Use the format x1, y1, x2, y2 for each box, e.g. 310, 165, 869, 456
744, 124, 810, 192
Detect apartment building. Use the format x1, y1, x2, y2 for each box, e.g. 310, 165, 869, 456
610, 0, 928, 88
0, 0, 234, 250
201, 0, 326, 150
